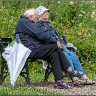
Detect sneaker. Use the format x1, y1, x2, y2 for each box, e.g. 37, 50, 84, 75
54, 81, 70, 89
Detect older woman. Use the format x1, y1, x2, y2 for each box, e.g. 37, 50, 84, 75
36, 6, 95, 85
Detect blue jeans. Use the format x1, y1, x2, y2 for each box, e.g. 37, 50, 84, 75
62, 45, 85, 76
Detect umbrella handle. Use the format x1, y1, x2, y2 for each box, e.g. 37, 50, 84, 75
16, 34, 19, 43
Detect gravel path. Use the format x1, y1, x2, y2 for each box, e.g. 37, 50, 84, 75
39, 84, 96, 95
26, 81, 96, 95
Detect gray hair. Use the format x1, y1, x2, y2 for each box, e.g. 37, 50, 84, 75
24, 8, 35, 17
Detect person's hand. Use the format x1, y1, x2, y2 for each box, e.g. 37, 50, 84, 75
57, 41, 62, 48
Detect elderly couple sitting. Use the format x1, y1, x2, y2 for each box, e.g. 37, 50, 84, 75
15, 6, 95, 89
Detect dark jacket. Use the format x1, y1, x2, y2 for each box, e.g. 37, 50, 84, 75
38, 21, 60, 42
15, 16, 60, 57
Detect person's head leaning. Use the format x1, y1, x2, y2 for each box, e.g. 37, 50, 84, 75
36, 6, 49, 21
24, 8, 39, 22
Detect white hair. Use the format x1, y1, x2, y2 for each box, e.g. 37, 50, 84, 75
24, 8, 35, 17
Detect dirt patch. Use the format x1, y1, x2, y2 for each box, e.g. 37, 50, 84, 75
20, 81, 96, 95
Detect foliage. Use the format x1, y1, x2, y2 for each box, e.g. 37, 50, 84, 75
0, 1, 96, 64
47, 1, 96, 64
0, 0, 96, 80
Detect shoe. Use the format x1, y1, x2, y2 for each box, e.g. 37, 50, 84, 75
72, 79, 96, 86
54, 81, 70, 89
68, 70, 76, 78
76, 72, 84, 78
81, 79, 96, 85
72, 79, 86, 86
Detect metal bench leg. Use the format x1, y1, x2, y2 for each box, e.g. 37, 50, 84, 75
20, 60, 30, 85
44, 64, 52, 82
0, 58, 8, 85
25, 62, 30, 84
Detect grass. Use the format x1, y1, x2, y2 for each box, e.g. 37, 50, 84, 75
0, 74, 61, 95
0, 86, 62, 95
0, 65, 62, 95
0, 60, 96, 95
0, 64, 95, 95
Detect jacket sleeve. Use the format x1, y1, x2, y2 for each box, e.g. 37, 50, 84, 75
54, 30, 61, 42
46, 22, 61, 42
23, 21, 57, 43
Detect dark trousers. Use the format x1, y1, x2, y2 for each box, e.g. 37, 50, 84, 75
32, 44, 71, 81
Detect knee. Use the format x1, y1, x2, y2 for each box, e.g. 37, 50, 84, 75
57, 48, 63, 53
52, 52, 58, 57
49, 51, 59, 60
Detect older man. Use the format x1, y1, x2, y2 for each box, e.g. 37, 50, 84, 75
15, 8, 83, 89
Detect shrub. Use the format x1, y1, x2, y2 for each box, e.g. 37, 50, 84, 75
0, 0, 96, 70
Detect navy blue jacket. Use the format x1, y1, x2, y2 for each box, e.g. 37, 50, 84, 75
38, 21, 60, 42
15, 16, 60, 57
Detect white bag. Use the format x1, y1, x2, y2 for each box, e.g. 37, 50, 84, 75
2, 41, 31, 86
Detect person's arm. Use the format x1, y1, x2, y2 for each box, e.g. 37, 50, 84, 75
23, 21, 57, 44
54, 30, 62, 48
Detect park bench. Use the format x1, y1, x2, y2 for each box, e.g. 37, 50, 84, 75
1, 38, 95, 86
0, 38, 52, 85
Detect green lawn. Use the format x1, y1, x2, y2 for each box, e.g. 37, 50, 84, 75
0, 67, 95, 95
0, 86, 62, 95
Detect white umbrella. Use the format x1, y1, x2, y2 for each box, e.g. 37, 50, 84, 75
13, 43, 31, 85
2, 41, 31, 86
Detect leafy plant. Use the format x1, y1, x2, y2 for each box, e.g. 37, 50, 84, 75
0, 0, 96, 83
